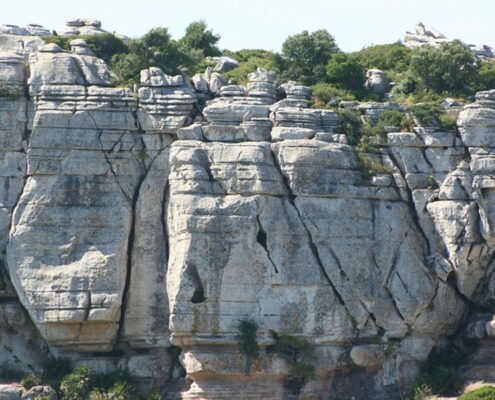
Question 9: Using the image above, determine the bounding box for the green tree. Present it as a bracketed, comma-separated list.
[179, 20, 221, 57]
[409, 39, 478, 95]
[326, 52, 365, 93]
[275, 29, 339, 85]
[474, 60, 495, 92]
[110, 27, 189, 85]
[224, 49, 275, 84]
[43, 33, 128, 62]
[351, 42, 412, 74]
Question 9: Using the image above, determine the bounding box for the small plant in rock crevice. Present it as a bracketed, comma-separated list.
[459, 386, 495, 400]
[401, 346, 464, 399]
[271, 333, 316, 395]
[21, 373, 42, 389]
[236, 319, 259, 375]
[236, 319, 259, 358]
[0, 83, 24, 100]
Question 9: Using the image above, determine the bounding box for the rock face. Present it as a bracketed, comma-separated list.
[364, 69, 390, 94]
[2, 30, 495, 400]
[404, 22, 494, 59]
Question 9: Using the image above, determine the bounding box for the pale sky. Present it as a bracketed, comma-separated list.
[2, 0, 494, 52]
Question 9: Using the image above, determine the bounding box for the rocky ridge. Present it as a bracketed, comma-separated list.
[405, 22, 495, 59]
[0, 29, 494, 400]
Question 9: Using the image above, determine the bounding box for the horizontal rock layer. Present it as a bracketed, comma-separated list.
[0, 34, 494, 400]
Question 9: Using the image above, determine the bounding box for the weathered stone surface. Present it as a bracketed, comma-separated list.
[21, 386, 57, 400]
[57, 18, 109, 37]
[365, 69, 390, 94]
[1, 28, 495, 400]
[0, 385, 23, 400]
[404, 22, 494, 59]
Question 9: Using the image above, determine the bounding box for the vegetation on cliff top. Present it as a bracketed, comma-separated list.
[45, 21, 495, 104]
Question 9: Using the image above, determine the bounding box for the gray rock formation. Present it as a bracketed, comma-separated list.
[2, 27, 495, 400]
[404, 22, 494, 59]
[364, 69, 390, 94]
[57, 18, 107, 37]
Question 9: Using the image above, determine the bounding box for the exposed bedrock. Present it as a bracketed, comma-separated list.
[2, 32, 495, 399]
[165, 139, 466, 399]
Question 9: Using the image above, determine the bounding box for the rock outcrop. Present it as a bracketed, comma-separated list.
[1, 26, 495, 400]
[404, 22, 495, 59]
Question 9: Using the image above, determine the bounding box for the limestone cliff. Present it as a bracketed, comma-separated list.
[0, 33, 494, 400]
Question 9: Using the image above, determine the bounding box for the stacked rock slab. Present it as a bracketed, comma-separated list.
[57, 18, 106, 37]
[166, 140, 466, 399]
[121, 66, 195, 354]
[4, 29, 495, 399]
[201, 68, 275, 142]
[431, 90, 495, 304]
[7, 43, 142, 352]
[270, 82, 342, 142]
[137, 67, 197, 135]
[404, 22, 494, 59]
[1, 43, 196, 385]
[166, 70, 468, 399]
[0, 48, 47, 372]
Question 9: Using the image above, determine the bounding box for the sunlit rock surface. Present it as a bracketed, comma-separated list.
[1, 27, 495, 400]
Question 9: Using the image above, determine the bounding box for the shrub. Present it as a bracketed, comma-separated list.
[40, 357, 73, 390]
[311, 83, 356, 106]
[44, 34, 128, 62]
[351, 42, 412, 74]
[273, 334, 315, 363]
[0, 84, 24, 100]
[326, 52, 365, 94]
[42, 35, 73, 49]
[274, 29, 339, 85]
[408, 103, 442, 125]
[236, 319, 259, 357]
[401, 384, 434, 400]
[91, 369, 132, 392]
[60, 365, 95, 400]
[459, 386, 495, 400]
[21, 373, 42, 390]
[361, 109, 409, 141]
[389, 74, 417, 99]
[179, 20, 221, 57]
[403, 346, 464, 398]
[224, 50, 275, 85]
[272, 334, 316, 394]
[336, 108, 362, 145]
[409, 40, 477, 95]
[356, 152, 393, 181]
[474, 60, 495, 92]
[438, 112, 457, 131]
[89, 382, 135, 400]
[82, 33, 128, 62]
[0, 366, 24, 382]
[109, 27, 189, 86]
[406, 103, 456, 131]
[284, 363, 316, 394]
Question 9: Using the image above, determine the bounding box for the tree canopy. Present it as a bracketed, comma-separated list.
[273, 29, 339, 85]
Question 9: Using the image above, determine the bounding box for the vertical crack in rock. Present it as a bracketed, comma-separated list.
[255, 215, 278, 274]
[379, 245, 409, 325]
[387, 148, 432, 256]
[269, 147, 354, 320]
[95, 123, 133, 205]
[204, 150, 226, 195]
[6, 85, 31, 254]
[161, 180, 170, 265]
[106, 108, 159, 348]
